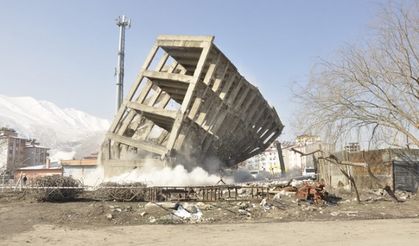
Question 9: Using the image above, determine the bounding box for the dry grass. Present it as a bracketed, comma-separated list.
[31, 176, 82, 202]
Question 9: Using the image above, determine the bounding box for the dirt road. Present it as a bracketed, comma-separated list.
[1, 190, 418, 245]
[2, 218, 419, 246]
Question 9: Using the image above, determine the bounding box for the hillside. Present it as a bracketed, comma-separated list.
[0, 95, 110, 160]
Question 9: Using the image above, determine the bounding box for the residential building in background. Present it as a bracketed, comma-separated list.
[244, 142, 281, 175]
[0, 128, 28, 172]
[23, 140, 49, 166]
[0, 127, 50, 174]
[281, 135, 333, 175]
[344, 142, 361, 152]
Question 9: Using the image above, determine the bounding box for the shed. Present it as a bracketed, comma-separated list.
[61, 159, 98, 185]
[14, 162, 62, 184]
[318, 149, 419, 192]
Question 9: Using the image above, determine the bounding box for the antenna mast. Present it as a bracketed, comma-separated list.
[115, 15, 131, 111]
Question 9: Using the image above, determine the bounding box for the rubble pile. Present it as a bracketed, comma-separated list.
[268, 179, 340, 205]
[365, 188, 417, 202]
[11, 175, 418, 225]
[295, 181, 328, 204]
[2, 178, 418, 226]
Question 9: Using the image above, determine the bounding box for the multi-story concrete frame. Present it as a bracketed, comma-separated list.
[100, 35, 283, 175]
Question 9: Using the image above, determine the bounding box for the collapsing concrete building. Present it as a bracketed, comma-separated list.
[100, 35, 283, 176]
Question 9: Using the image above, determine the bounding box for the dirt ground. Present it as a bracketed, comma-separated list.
[1, 189, 419, 245]
[1, 218, 419, 246]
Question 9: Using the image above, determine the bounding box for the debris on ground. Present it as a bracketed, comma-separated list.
[295, 181, 330, 204]
[105, 213, 113, 220]
[260, 198, 272, 211]
[2, 176, 417, 227]
[330, 211, 358, 217]
[148, 216, 156, 223]
[173, 203, 203, 222]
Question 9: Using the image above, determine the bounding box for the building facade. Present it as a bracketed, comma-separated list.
[1, 128, 27, 172]
[23, 140, 49, 166]
[0, 128, 50, 174]
[280, 135, 334, 175]
[14, 161, 62, 184]
[344, 142, 361, 152]
[243, 141, 282, 175]
[61, 159, 98, 185]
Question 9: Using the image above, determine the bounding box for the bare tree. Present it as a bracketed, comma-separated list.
[295, 2, 419, 148]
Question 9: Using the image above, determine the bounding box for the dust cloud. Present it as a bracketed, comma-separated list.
[107, 163, 231, 186]
[80, 161, 233, 187]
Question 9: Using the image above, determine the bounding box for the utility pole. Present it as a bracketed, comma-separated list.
[275, 141, 286, 177]
[115, 15, 131, 111]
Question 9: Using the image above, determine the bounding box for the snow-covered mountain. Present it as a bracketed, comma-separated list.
[0, 95, 110, 160]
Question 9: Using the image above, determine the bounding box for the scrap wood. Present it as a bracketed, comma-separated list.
[270, 200, 287, 210]
[295, 181, 328, 204]
[94, 182, 146, 202]
[282, 186, 298, 192]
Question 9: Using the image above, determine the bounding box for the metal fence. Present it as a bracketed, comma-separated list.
[0, 184, 271, 202]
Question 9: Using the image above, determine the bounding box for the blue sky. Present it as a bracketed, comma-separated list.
[0, 0, 390, 139]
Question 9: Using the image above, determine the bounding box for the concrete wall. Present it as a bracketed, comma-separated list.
[282, 141, 334, 173]
[15, 169, 62, 183]
[318, 149, 419, 191]
[318, 158, 351, 190]
[62, 165, 97, 185]
[349, 150, 393, 190]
